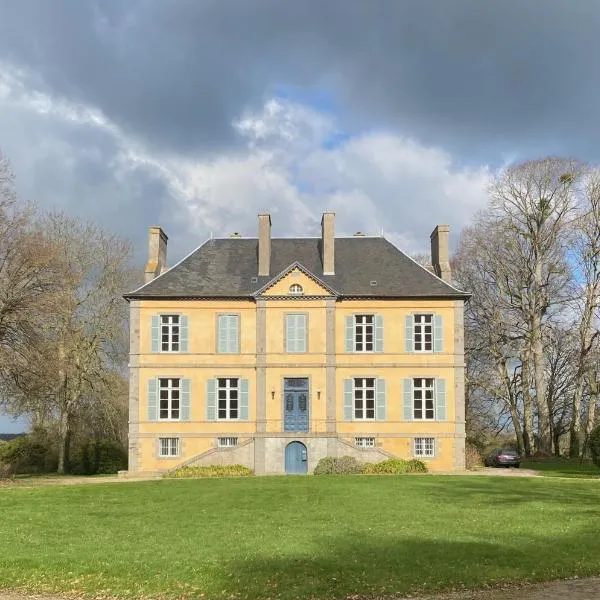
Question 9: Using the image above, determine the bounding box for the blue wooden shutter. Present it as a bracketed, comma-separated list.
[217, 315, 227, 353]
[297, 314, 306, 352]
[229, 315, 239, 353]
[180, 315, 188, 352]
[375, 315, 384, 352]
[436, 378, 447, 420]
[345, 316, 354, 352]
[181, 378, 191, 421]
[148, 378, 158, 420]
[206, 378, 216, 420]
[151, 315, 160, 352]
[343, 378, 353, 420]
[434, 314, 443, 352]
[240, 378, 249, 420]
[404, 315, 413, 352]
[285, 314, 294, 352]
[403, 378, 413, 421]
[376, 379, 386, 420]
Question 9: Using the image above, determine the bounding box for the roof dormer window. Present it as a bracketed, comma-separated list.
[289, 284, 304, 295]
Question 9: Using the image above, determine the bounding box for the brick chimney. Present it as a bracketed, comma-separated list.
[144, 226, 168, 283]
[258, 213, 271, 276]
[321, 212, 335, 275]
[430, 224, 451, 282]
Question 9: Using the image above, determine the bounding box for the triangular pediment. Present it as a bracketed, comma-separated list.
[255, 263, 338, 297]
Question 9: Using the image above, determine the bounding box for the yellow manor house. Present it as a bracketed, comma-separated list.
[123, 213, 469, 475]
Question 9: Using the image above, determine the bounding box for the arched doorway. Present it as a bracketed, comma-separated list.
[285, 441, 308, 474]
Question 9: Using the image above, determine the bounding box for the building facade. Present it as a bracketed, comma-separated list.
[124, 213, 469, 475]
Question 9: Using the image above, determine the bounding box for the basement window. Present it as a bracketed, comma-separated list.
[355, 437, 375, 448]
[289, 284, 304, 295]
[218, 437, 239, 448]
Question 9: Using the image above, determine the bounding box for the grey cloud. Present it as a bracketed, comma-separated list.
[1, 0, 599, 160]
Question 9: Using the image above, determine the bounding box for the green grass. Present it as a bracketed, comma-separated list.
[521, 458, 600, 478]
[1, 475, 600, 599]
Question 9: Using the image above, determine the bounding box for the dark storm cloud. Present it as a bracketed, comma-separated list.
[1, 0, 599, 159]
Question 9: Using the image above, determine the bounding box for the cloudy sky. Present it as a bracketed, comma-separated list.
[1, 1, 599, 430]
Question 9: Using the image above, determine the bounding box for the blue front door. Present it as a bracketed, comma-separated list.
[283, 378, 309, 432]
[285, 441, 308, 474]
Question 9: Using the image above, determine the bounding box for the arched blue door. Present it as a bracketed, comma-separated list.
[285, 441, 308, 474]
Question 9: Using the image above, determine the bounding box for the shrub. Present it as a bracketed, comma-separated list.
[313, 456, 362, 475]
[589, 425, 600, 468]
[0, 434, 55, 474]
[164, 464, 254, 479]
[466, 442, 484, 470]
[0, 461, 14, 479]
[361, 458, 427, 474]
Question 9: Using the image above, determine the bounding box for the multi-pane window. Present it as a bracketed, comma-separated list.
[159, 378, 180, 420]
[413, 314, 433, 352]
[354, 315, 374, 352]
[159, 437, 179, 457]
[217, 314, 239, 353]
[355, 437, 375, 448]
[286, 314, 307, 353]
[217, 378, 239, 420]
[413, 378, 435, 420]
[289, 284, 304, 295]
[160, 315, 180, 351]
[218, 437, 239, 448]
[354, 378, 375, 420]
[414, 437, 435, 457]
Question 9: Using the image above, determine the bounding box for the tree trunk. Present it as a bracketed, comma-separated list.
[57, 407, 70, 475]
[569, 377, 584, 457]
[521, 350, 534, 456]
[532, 314, 551, 453]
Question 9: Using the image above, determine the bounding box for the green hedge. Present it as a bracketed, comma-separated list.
[164, 464, 254, 479]
[314, 456, 428, 475]
[589, 425, 600, 468]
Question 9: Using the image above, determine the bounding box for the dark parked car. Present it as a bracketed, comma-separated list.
[484, 448, 520, 468]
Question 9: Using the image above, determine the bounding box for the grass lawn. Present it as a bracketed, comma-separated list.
[521, 458, 600, 478]
[1, 475, 600, 599]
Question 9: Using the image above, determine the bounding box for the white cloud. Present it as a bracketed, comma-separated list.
[0, 61, 490, 259]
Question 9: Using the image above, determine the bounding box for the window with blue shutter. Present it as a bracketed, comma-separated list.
[403, 379, 412, 421]
[374, 315, 384, 352]
[376, 378, 386, 420]
[217, 314, 240, 353]
[181, 378, 191, 421]
[180, 316, 189, 352]
[240, 378, 249, 419]
[206, 379, 216, 420]
[434, 315, 443, 352]
[151, 316, 160, 352]
[404, 315, 413, 352]
[285, 314, 307, 353]
[148, 378, 158, 421]
[345, 316, 354, 352]
[343, 379, 353, 420]
[436, 378, 447, 420]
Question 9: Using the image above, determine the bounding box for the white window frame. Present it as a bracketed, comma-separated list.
[158, 437, 180, 457]
[160, 314, 180, 352]
[414, 437, 435, 458]
[218, 437, 239, 448]
[413, 314, 433, 353]
[217, 377, 240, 420]
[413, 378, 435, 421]
[354, 314, 375, 352]
[289, 284, 304, 295]
[158, 378, 181, 421]
[353, 377, 376, 420]
[355, 437, 375, 448]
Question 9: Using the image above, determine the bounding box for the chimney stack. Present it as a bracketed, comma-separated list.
[321, 212, 335, 275]
[258, 213, 271, 276]
[430, 224, 451, 282]
[144, 226, 168, 283]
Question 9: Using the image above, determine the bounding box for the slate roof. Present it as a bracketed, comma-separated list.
[124, 237, 469, 299]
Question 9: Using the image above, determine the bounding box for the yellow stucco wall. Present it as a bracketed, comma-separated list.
[133, 295, 462, 473]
